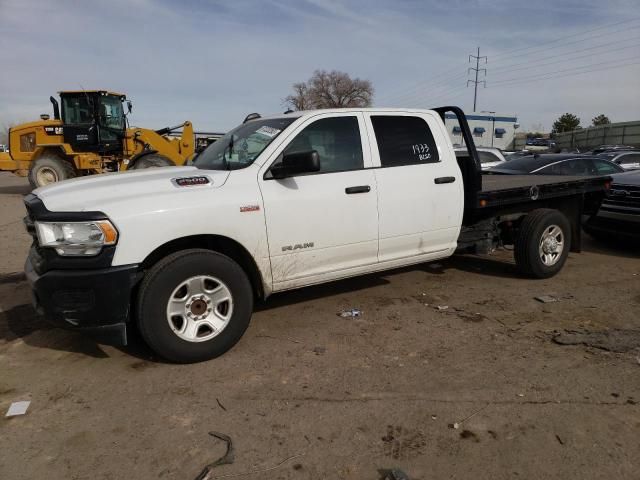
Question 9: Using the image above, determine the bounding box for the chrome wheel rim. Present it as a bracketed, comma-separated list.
[36, 166, 58, 186]
[166, 275, 233, 342]
[539, 224, 564, 266]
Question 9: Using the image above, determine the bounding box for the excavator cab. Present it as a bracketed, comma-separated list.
[59, 90, 126, 154]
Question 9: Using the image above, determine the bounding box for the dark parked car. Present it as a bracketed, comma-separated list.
[487, 154, 624, 175]
[584, 170, 640, 240]
[596, 151, 640, 171]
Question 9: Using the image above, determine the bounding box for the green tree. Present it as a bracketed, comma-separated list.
[285, 70, 374, 110]
[591, 114, 611, 126]
[552, 113, 581, 133]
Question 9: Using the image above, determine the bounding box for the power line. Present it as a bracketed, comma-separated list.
[490, 17, 640, 62]
[490, 56, 640, 87]
[386, 77, 473, 108]
[424, 87, 469, 107]
[496, 23, 637, 73]
[491, 36, 640, 74]
[376, 16, 640, 107]
[467, 47, 487, 112]
[376, 17, 640, 103]
[376, 67, 468, 104]
[490, 40, 640, 78]
[393, 82, 468, 106]
[380, 71, 468, 104]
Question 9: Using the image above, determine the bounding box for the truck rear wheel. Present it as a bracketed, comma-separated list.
[129, 154, 175, 169]
[28, 155, 76, 188]
[136, 249, 253, 363]
[514, 209, 571, 279]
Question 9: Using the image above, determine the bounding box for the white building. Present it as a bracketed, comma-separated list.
[445, 112, 519, 150]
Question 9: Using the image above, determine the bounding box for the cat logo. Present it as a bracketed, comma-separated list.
[44, 127, 63, 135]
[281, 242, 314, 252]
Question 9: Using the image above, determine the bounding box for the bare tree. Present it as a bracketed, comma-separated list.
[286, 82, 312, 110]
[285, 70, 374, 110]
[0, 122, 13, 145]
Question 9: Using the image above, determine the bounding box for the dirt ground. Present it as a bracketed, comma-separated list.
[0, 171, 639, 480]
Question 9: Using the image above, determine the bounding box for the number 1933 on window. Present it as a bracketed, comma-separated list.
[412, 143, 431, 161]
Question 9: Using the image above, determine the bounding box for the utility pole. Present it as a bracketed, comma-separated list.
[467, 47, 487, 112]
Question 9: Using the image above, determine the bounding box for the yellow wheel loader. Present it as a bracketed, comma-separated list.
[0, 90, 196, 188]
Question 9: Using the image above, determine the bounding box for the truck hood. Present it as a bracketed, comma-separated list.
[611, 170, 640, 186]
[34, 166, 230, 213]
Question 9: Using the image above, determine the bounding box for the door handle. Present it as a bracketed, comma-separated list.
[345, 185, 371, 194]
[434, 176, 456, 184]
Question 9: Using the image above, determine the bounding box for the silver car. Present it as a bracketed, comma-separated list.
[454, 146, 506, 170]
[597, 151, 640, 171]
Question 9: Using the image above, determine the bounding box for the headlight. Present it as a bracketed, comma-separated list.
[35, 220, 118, 256]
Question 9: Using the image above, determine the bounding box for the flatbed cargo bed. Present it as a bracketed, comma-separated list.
[477, 174, 610, 209]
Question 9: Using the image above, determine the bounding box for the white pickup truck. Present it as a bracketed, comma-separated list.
[24, 107, 610, 362]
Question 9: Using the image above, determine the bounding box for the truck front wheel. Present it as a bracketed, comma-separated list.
[514, 209, 571, 279]
[136, 249, 253, 363]
[129, 154, 175, 169]
[28, 155, 77, 188]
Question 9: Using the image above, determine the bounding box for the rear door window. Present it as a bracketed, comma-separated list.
[370, 116, 440, 167]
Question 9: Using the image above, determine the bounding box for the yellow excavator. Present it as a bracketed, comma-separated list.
[0, 90, 198, 188]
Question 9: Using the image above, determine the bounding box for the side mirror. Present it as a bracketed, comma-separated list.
[127, 101, 133, 114]
[271, 150, 320, 179]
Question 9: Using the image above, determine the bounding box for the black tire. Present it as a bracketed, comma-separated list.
[514, 209, 571, 279]
[136, 249, 253, 363]
[129, 154, 175, 169]
[28, 155, 77, 188]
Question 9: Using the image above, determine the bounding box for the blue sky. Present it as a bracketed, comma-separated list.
[1, 0, 638, 132]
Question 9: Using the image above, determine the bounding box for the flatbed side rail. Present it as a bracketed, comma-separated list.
[477, 176, 611, 209]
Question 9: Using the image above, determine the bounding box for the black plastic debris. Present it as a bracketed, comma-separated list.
[194, 432, 235, 480]
[378, 468, 410, 480]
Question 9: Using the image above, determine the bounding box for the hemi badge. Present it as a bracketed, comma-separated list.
[240, 205, 260, 213]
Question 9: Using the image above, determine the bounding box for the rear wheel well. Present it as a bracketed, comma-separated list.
[139, 235, 265, 300]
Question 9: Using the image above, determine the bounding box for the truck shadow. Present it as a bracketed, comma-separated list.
[0, 303, 110, 358]
[0, 184, 32, 195]
[446, 254, 520, 279]
[256, 256, 520, 312]
[255, 272, 392, 311]
[581, 234, 640, 259]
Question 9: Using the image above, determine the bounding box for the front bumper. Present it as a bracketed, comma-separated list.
[25, 255, 139, 346]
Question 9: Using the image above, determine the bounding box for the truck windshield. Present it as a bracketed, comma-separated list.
[194, 118, 296, 170]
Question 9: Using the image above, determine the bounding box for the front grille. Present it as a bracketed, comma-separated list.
[601, 183, 640, 214]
